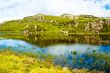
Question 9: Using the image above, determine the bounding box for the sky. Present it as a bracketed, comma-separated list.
[0, 0, 110, 22]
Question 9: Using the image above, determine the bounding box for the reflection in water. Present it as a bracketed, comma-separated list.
[0, 39, 110, 72]
[27, 34, 110, 47]
[0, 34, 110, 47]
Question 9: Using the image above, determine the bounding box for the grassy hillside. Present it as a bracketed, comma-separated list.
[0, 14, 110, 34]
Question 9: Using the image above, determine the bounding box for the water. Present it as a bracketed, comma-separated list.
[0, 38, 110, 72]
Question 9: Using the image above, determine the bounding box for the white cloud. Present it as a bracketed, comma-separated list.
[0, 0, 110, 22]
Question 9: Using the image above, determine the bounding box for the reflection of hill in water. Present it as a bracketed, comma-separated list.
[26, 34, 110, 47]
[0, 34, 110, 47]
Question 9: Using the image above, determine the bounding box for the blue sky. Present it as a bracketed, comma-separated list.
[104, 4, 110, 10]
[0, 0, 110, 22]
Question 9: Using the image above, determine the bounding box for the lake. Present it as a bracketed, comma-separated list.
[0, 34, 110, 72]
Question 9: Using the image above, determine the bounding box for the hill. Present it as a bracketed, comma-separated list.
[0, 14, 110, 35]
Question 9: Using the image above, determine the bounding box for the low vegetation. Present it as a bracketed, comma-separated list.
[0, 50, 70, 73]
[0, 14, 110, 36]
[0, 50, 105, 73]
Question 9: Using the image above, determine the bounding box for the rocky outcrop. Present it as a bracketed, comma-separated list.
[79, 14, 97, 18]
[85, 20, 104, 33]
[61, 14, 97, 19]
[61, 13, 76, 19]
[105, 19, 110, 27]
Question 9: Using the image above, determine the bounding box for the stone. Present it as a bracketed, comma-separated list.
[63, 67, 69, 71]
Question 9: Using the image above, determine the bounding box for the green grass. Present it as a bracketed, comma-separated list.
[0, 14, 110, 35]
[0, 20, 27, 32]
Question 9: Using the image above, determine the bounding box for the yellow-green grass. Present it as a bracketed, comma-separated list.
[0, 50, 105, 73]
[0, 50, 71, 73]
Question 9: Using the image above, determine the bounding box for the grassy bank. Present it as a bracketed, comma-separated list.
[0, 50, 71, 73]
[0, 50, 105, 73]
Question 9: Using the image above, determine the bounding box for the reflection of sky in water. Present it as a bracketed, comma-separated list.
[0, 39, 110, 72]
[47, 44, 101, 55]
[0, 39, 110, 55]
[0, 39, 42, 54]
